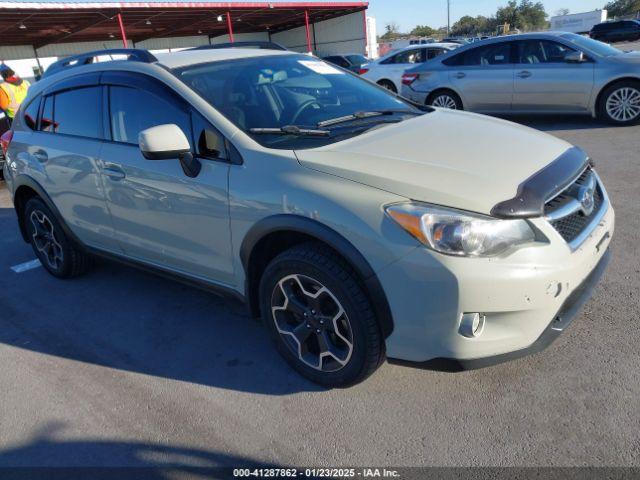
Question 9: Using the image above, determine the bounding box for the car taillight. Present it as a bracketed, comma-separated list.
[1, 130, 13, 156]
[402, 73, 419, 86]
[358, 68, 369, 75]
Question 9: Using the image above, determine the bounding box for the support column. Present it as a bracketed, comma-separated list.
[362, 10, 368, 56]
[304, 10, 312, 53]
[226, 11, 234, 43]
[32, 46, 43, 77]
[117, 13, 128, 48]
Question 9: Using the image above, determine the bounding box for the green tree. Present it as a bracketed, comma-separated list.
[604, 0, 640, 17]
[380, 21, 402, 41]
[555, 8, 570, 16]
[410, 25, 437, 37]
[495, 0, 547, 32]
[451, 15, 493, 36]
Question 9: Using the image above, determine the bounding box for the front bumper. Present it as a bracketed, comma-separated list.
[378, 202, 614, 367]
[388, 248, 611, 371]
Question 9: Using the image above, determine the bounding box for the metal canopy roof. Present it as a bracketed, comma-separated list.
[0, 2, 368, 49]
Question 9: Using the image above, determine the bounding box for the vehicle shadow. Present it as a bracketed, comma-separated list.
[0, 422, 278, 479]
[497, 114, 613, 132]
[0, 204, 323, 396]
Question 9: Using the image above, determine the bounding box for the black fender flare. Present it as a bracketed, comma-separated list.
[240, 214, 394, 338]
[12, 174, 84, 248]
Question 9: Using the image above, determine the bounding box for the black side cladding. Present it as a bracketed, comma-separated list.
[491, 147, 592, 219]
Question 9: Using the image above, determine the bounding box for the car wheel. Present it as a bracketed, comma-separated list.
[24, 197, 92, 278]
[599, 81, 640, 125]
[428, 90, 463, 110]
[377, 80, 397, 93]
[259, 242, 384, 387]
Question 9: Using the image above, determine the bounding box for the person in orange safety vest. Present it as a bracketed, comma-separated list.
[0, 65, 31, 125]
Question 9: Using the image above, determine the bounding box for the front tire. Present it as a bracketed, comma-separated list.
[259, 243, 384, 387]
[24, 197, 92, 278]
[598, 81, 640, 126]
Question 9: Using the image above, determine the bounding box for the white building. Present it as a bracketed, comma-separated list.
[366, 16, 378, 59]
[550, 10, 608, 34]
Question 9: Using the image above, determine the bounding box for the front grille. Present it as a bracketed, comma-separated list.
[544, 167, 606, 245]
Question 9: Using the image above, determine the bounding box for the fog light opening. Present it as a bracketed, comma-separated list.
[459, 312, 486, 339]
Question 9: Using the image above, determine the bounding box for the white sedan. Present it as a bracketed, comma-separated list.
[361, 43, 459, 93]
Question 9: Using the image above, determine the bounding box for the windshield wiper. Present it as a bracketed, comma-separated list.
[249, 125, 330, 137]
[317, 109, 422, 128]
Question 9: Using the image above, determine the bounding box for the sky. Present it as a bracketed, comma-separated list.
[362, 0, 607, 32]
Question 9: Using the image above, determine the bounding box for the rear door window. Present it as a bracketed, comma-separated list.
[459, 43, 513, 66]
[382, 49, 424, 65]
[53, 87, 102, 138]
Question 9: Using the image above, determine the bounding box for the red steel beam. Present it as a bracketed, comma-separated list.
[226, 10, 234, 42]
[116, 12, 128, 47]
[304, 9, 311, 52]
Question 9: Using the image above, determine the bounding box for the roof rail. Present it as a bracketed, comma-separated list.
[43, 49, 158, 78]
[191, 41, 288, 52]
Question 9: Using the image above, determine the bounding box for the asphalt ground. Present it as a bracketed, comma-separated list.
[0, 107, 639, 472]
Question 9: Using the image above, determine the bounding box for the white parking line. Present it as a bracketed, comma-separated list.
[10, 259, 42, 273]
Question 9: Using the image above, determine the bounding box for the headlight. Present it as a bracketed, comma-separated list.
[385, 203, 536, 257]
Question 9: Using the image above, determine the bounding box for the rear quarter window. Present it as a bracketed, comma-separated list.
[22, 96, 40, 130]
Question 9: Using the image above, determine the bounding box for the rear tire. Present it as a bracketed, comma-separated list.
[428, 89, 463, 110]
[259, 242, 384, 387]
[24, 197, 92, 278]
[598, 80, 640, 126]
[377, 79, 397, 94]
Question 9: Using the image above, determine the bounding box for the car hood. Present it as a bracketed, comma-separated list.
[295, 110, 573, 215]
[611, 51, 640, 64]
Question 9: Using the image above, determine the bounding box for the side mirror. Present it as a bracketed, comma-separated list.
[565, 51, 586, 63]
[139, 124, 201, 177]
[139, 124, 191, 160]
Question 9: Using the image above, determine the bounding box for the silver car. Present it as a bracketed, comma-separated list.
[3, 46, 613, 387]
[401, 32, 640, 125]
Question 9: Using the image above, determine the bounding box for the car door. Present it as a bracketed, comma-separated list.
[512, 39, 595, 113]
[378, 48, 425, 91]
[607, 22, 624, 42]
[446, 41, 515, 112]
[18, 76, 118, 251]
[98, 72, 235, 285]
[622, 21, 640, 41]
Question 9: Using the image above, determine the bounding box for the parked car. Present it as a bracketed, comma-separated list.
[442, 37, 471, 45]
[402, 32, 640, 125]
[361, 43, 459, 93]
[590, 20, 640, 43]
[322, 53, 369, 73]
[2, 46, 613, 387]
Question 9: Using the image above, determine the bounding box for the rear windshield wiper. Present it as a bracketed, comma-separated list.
[317, 109, 422, 128]
[249, 125, 330, 137]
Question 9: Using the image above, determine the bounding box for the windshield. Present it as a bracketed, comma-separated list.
[175, 54, 423, 149]
[561, 33, 622, 57]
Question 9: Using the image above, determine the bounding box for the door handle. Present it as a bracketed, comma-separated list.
[455, 72, 466, 79]
[102, 163, 126, 180]
[32, 149, 48, 163]
[517, 71, 532, 79]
